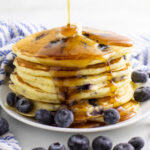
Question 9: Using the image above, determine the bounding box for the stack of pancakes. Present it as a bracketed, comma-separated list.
[9, 26, 139, 128]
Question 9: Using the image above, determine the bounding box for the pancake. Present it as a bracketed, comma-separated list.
[14, 56, 129, 77]
[15, 62, 131, 88]
[10, 64, 132, 103]
[12, 26, 132, 68]
[17, 70, 131, 95]
[9, 73, 62, 103]
[6, 100, 60, 117]
[13, 45, 132, 68]
[8, 25, 139, 128]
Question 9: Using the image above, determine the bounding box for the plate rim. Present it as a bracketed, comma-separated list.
[1, 85, 150, 133]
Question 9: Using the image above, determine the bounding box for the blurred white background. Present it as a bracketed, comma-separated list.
[0, 0, 150, 33]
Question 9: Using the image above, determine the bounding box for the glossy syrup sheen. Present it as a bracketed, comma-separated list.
[16, 55, 122, 72]
[82, 27, 133, 47]
[33, 25, 133, 60]
[105, 60, 117, 103]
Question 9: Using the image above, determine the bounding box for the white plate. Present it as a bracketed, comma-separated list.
[0, 84, 150, 133]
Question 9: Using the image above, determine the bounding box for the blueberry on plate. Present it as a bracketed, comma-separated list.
[48, 142, 66, 150]
[134, 86, 150, 102]
[68, 134, 89, 150]
[32, 147, 46, 150]
[113, 143, 134, 150]
[0, 117, 9, 136]
[131, 70, 148, 83]
[7, 92, 17, 107]
[128, 137, 145, 150]
[92, 136, 112, 150]
[35, 109, 52, 125]
[54, 109, 74, 128]
[16, 98, 33, 113]
[104, 108, 120, 125]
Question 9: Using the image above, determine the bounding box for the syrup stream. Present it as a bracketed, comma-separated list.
[67, 0, 71, 25]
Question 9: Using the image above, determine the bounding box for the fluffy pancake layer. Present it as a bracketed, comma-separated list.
[8, 26, 139, 127]
[10, 56, 132, 103]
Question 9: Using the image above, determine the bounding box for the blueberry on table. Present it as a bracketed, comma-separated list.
[134, 87, 150, 102]
[92, 136, 112, 150]
[35, 109, 52, 125]
[0, 117, 9, 136]
[54, 109, 74, 128]
[128, 137, 145, 150]
[68, 134, 89, 150]
[16, 98, 33, 113]
[48, 142, 66, 150]
[104, 108, 120, 125]
[113, 143, 134, 150]
[32, 147, 46, 150]
[131, 70, 148, 83]
[7, 92, 17, 107]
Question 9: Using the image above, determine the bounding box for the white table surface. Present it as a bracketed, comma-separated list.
[0, 2, 150, 149]
[1, 110, 150, 150]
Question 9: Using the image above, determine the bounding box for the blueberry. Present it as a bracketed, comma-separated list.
[134, 87, 150, 102]
[98, 44, 109, 50]
[32, 147, 46, 150]
[16, 98, 33, 113]
[54, 109, 74, 128]
[104, 108, 120, 125]
[88, 99, 97, 106]
[35, 109, 52, 125]
[7, 92, 17, 107]
[0, 117, 9, 136]
[68, 134, 89, 150]
[92, 136, 112, 150]
[131, 70, 148, 83]
[77, 84, 91, 91]
[48, 142, 66, 150]
[113, 143, 134, 150]
[128, 137, 144, 150]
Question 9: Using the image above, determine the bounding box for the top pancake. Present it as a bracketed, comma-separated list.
[12, 25, 133, 67]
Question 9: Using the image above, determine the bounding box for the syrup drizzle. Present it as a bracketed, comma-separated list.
[105, 59, 117, 104]
[67, 0, 71, 25]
